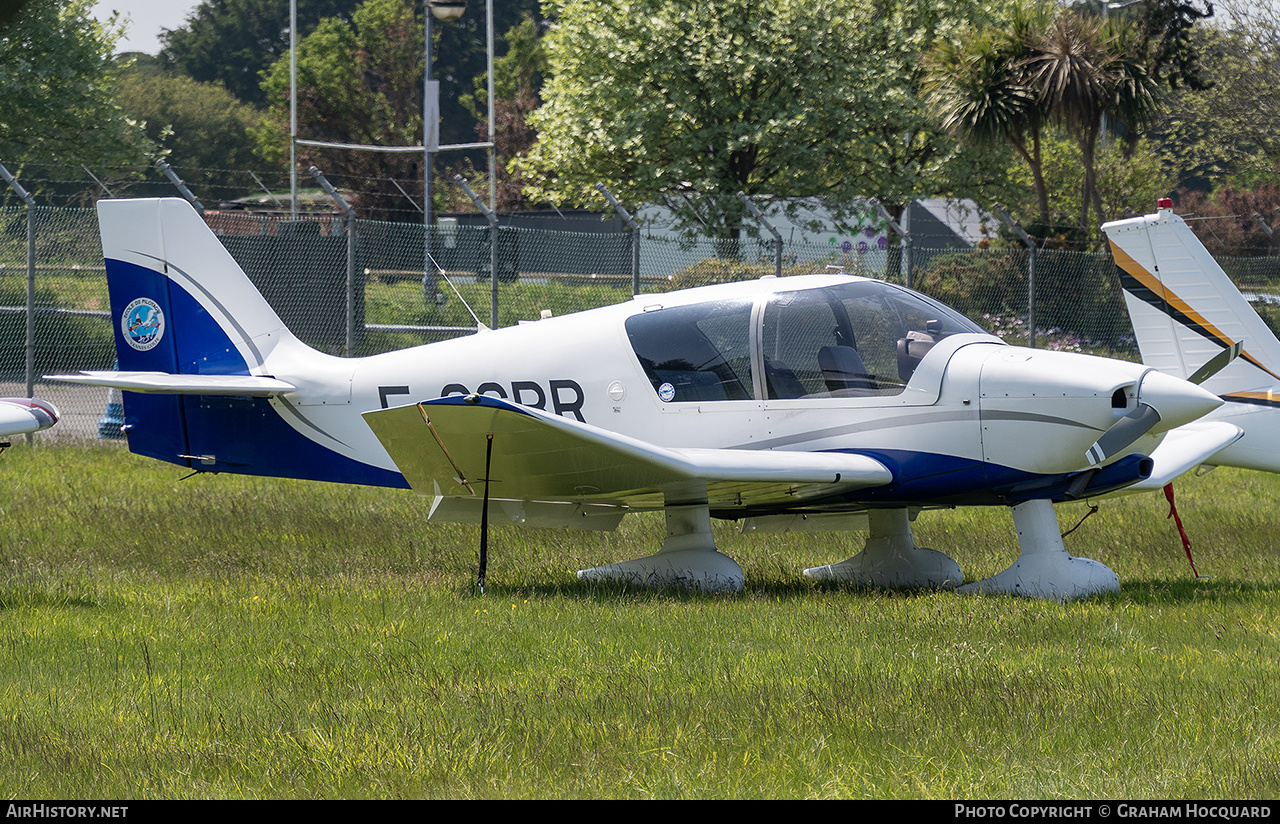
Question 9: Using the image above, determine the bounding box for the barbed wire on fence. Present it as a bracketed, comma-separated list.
[9, 158, 1280, 253]
[6, 176, 1280, 441]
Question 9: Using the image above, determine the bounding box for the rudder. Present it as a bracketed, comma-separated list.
[97, 198, 298, 469]
[1103, 204, 1280, 394]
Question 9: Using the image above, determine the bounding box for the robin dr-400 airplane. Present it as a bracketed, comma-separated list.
[50, 198, 1234, 599]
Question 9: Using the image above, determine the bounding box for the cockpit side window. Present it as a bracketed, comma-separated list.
[761, 290, 841, 398]
[625, 299, 753, 402]
[764, 281, 984, 399]
[867, 288, 985, 383]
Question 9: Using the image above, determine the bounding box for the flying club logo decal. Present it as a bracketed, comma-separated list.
[121, 297, 165, 351]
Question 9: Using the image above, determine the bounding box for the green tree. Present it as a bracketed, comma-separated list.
[1004, 131, 1175, 242]
[926, 2, 1054, 225]
[115, 56, 266, 202]
[163, 0, 538, 157]
[522, 0, 1007, 240]
[161, 0, 363, 108]
[846, 0, 1015, 221]
[458, 12, 547, 210]
[1076, 0, 1214, 91]
[257, 0, 425, 220]
[0, 0, 34, 32]
[434, 0, 541, 153]
[0, 0, 152, 169]
[930, 3, 1167, 236]
[1151, 0, 1280, 191]
[1025, 11, 1160, 232]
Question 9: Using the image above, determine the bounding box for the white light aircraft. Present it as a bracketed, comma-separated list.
[50, 198, 1232, 599]
[0, 397, 59, 442]
[1104, 199, 1280, 475]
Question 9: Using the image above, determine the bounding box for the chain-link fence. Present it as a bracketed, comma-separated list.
[6, 203, 1279, 442]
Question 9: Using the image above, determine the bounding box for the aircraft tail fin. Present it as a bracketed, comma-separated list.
[54, 198, 402, 487]
[78, 198, 296, 467]
[1102, 203, 1280, 394]
[97, 197, 297, 377]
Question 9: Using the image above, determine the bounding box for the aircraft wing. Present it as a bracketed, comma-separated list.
[0, 398, 59, 438]
[1120, 421, 1244, 493]
[362, 395, 893, 514]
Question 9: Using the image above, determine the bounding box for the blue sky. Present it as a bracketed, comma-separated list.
[91, 0, 203, 55]
[90, 0, 1251, 57]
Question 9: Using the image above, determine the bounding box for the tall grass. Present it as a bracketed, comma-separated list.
[1, 443, 1277, 798]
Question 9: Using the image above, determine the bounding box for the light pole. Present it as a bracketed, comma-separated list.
[425, 1, 467, 230]
[425, 1, 467, 304]
[426, 0, 496, 326]
[289, 0, 493, 315]
[1099, 0, 1143, 153]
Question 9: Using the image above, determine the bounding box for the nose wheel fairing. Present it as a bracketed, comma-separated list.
[799, 501, 1119, 600]
[958, 499, 1119, 600]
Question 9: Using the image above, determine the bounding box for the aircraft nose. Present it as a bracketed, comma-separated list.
[1137, 369, 1221, 432]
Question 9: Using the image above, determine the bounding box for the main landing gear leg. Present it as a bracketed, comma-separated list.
[957, 499, 1119, 600]
[802, 508, 962, 589]
[577, 503, 745, 593]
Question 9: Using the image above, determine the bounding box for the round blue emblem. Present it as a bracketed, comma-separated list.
[122, 298, 165, 351]
[658, 382, 676, 402]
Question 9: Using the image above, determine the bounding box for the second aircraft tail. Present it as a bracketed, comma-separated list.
[1102, 202, 1280, 395]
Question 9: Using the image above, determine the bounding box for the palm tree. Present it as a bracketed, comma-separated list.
[926, 19, 1053, 225]
[1024, 11, 1160, 231]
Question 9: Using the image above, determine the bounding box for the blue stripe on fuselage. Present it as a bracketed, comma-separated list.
[822, 448, 1150, 508]
[176, 393, 409, 488]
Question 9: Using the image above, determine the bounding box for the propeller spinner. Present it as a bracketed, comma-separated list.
[1085, 369, 1222, 466]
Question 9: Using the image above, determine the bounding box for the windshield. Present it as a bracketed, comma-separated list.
[626, 280, 984, 402]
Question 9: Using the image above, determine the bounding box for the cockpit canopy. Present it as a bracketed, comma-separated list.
[625, 278, 985, 402]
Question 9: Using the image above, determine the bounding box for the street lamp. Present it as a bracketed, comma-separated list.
[423, 0, 496, 327]
[425, 1, 467, 233]
[428, 1, 467, 22]
[1100, 0, 1143, 151]
[424, 0, 468, 306]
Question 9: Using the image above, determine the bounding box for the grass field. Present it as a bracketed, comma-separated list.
[1, 442, 1278, 798]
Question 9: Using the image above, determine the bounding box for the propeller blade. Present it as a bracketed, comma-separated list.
[1187, 340, 1242, 385]
[1086, 403, 1162, 466]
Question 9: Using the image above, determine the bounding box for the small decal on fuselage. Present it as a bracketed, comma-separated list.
[122, 297, 165, 351]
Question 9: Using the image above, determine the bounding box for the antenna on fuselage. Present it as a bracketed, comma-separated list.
[426, 248, 486, 330]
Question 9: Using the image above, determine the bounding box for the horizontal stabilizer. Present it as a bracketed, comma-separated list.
[1119, 421, 1244, 493]
[46, 370, 295, 396]
[362, 394, 893, 511]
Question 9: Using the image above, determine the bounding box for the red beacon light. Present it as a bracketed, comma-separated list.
[1157, 197, 1174, 210]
